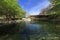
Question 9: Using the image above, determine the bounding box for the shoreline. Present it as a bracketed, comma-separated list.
[0, 20, 22, 24]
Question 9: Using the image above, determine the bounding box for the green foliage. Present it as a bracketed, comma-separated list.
[50, 0, 60, 15]
[0, 0, 26, 18]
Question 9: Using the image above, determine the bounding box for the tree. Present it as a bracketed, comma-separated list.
[49, 0, 60, 14]
[0, 0, 26, 19]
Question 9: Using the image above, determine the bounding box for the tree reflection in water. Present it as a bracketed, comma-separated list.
[0, 21, 60, 40]
[0, 23, 20, 40]
[30, 21, 60, 40]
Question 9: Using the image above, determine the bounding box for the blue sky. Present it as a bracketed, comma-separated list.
[18, 0, 51, 16]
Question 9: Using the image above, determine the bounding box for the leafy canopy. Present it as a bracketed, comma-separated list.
[0, 0, 26, 18]
[50, 0, 60, 14]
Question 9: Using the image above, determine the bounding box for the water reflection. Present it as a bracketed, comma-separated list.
[19, 21, 60, 40]
[0, 21, 60, 40]
[0, 23, 20, 40]
[30, 21, 60, 40]
[19, 21, 41, 40]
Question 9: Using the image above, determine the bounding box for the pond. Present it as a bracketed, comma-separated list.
[0, 21, 60, 40]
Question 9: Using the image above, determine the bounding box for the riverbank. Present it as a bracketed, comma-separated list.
[30, 14, 60, 22]
[0, 20, 22, 24]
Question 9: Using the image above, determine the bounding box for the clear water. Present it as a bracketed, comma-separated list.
[0, 21, 60, 40]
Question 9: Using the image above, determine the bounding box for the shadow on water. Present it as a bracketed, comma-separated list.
[0, 23, 20, 37]
[0, 21, 60, 40]
[0, 21, 26, 40]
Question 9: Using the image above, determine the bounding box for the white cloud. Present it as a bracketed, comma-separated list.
[28, 1, 51, 15]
